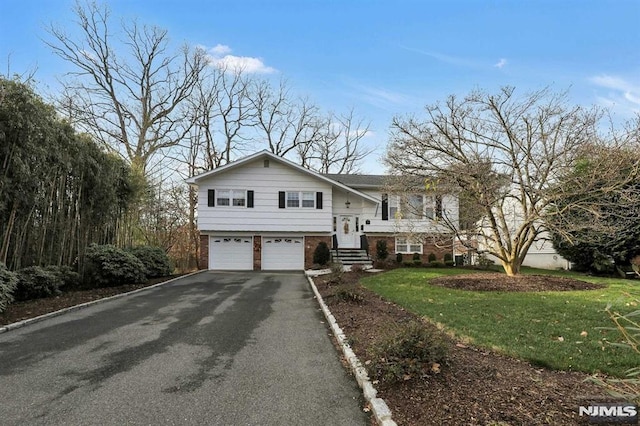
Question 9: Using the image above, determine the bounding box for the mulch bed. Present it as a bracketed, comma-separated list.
[314, 271, 612, 425]
[430, 272, 606, 292]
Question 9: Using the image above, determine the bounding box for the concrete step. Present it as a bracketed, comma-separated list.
[331, 249, 372, 266]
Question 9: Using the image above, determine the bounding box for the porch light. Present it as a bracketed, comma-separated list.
[345, 195, 351, 208]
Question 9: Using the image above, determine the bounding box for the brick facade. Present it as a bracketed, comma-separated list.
[304, 235, 333, 269]
[199, 234, 209, 270]
[365, 234, 453, 263]
[253, 236, 262, 270]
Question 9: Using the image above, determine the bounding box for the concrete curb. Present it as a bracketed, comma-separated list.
[305, 273, 397, 426]
[0, 270, 207, 334]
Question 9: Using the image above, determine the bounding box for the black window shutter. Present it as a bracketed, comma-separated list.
[316, 191, 323, 209]
[381, 193, 388, 220]
[247, 190, 254, 208]
[278, 191, 286, 209]
[435, 195, 443, 219]
[208, 189, 215, 207]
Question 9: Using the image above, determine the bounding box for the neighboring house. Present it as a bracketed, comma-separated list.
[186, 150, 458, 270]
[476, 193, 570, 271]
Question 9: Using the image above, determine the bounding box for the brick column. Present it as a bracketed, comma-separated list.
[199, 234, 209, 270]
[253, 236, 262, 270]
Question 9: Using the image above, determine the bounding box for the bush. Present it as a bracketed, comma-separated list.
[429, 261, 445, 268]
[371, 321, 448, 383]
[477, 253, 495, 269]
[128, 246, 172, 278]
[85, 244, 147, 287]
[327, 262, 344, 285]
[350, 263, 365, 273]
[333, 285, 365, 304]
[443, 253, 453, 262]
[376, 240, 389, 261]
[0, 263, 18, 313]
[15, 266, 63, 301]
[427, 253, 437, 262]
[444, 260, 455, 267]
[396, 252, 403, 264]
[313, 241, 331, 266]
[45, 265, 81, 290]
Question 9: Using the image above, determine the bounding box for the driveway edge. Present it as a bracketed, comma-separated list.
[305, 273, 397, 426]
[0, 270, 207, 334]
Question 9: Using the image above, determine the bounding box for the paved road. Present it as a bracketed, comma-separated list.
[0, 272, 367, 425]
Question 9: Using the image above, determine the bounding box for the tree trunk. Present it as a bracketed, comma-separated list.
[501, 259, 521, 276]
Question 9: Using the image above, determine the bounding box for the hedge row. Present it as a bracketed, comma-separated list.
[0, 245, 173, 308]
[84, 244, 172, 287]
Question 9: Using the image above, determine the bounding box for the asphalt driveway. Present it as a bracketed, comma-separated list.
[0, 272, 367, 425]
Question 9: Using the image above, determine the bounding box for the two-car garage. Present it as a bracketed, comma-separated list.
[208, 236, 304, 271]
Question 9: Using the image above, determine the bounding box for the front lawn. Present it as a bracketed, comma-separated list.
[361, 267, 639, 377]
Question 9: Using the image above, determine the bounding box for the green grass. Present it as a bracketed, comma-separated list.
[360, 267, 640, 377]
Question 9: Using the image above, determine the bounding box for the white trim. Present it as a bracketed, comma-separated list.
[186, 150, 379, 204]
[395, 237, 423, 254]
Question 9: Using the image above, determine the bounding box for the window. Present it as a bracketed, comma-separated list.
[216, 189, 231, 206]
[287, 192, 300, 208]
[425, 196, 434, 219]
[285, 191, 315, 208]
[389, 196, 398, 218]
[302, 191, 315, 208]
[216, 189, 247, 207]
[395, 237, 423, 254]
[404, 195, 424, 219]
[233, 191, 246, 207]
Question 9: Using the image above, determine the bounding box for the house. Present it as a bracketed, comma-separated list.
[186, 150, 458, 270]
[475, 193, 571, 271]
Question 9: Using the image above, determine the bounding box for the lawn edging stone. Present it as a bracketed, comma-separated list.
[305, 273, 397, 426]
[0, 270, 207, 334]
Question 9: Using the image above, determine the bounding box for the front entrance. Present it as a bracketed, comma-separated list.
[337, 215, 359, 248]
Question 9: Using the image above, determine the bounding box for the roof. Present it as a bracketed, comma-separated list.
[322, 174, 387, 188]
[186, 150, 380, 203]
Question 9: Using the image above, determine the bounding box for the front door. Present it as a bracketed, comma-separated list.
[337, 215, 358, 248]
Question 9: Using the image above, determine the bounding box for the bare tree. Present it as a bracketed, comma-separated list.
[250, 78, 322, 157]
[386, 86, 622, 276]
[46, 1, 207, 175]
[302, 109, 373, 173]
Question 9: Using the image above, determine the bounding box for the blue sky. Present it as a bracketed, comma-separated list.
[1, 0, 639, 173]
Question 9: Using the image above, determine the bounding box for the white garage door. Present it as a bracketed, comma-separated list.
[262, 237, 304, 270]
[209, 236, 253, 270]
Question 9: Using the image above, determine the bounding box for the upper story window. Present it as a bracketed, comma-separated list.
[217, 189, 246, 207]
[287, 191, 315, 208]
[383, 193, 443, 220]
[403, 195, 424, 219]
[208, 189, 253, 208]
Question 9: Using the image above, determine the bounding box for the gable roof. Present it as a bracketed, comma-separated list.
[186, 150, 380, 204]
[323, 174, 386, 188]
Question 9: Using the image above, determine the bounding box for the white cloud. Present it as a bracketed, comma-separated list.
[589, 74, 640, 114]
[494, 58, 507, 69]
[203, 45, 276, 74]
[210, 44, 232, 55]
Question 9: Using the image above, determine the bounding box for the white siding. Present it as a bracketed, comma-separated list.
[357, 189, 458, 234]
[197, 159, 332, 232]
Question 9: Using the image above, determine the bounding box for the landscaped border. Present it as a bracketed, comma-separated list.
[305, 272, 397, 426]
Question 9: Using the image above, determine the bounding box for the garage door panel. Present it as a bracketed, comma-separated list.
[210, 236, 253, 270]
[262, 237, 304, 270]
